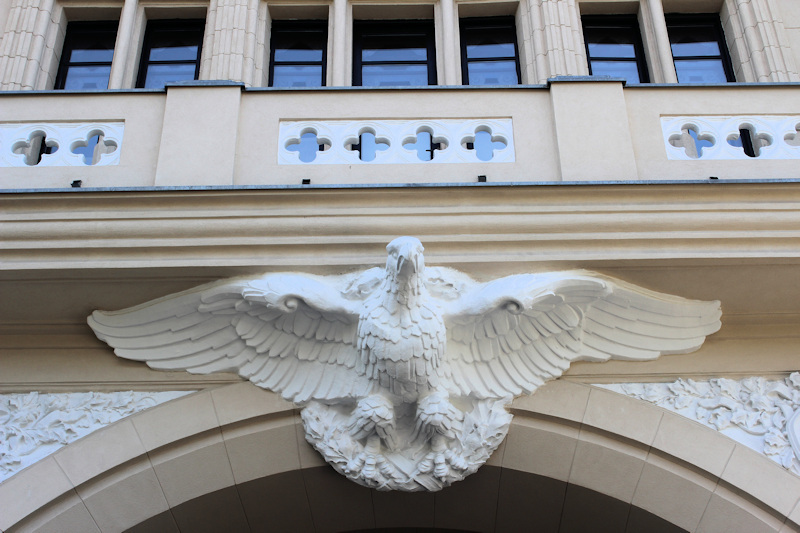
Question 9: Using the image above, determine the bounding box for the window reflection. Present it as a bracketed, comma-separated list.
[136, 20, 204, 89]
[55, 21, 118, 90]
[666, 15, 735, 83]
[460, 17, 520, 86]
[270, 21, 328, 87]
[353, 21, 437, 87]
[582, 15, 649, 84]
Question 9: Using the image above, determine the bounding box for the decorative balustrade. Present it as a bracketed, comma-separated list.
[663, 116, 800, 160]
[278, 119, 515, 165]
[0, 122, 124, 167]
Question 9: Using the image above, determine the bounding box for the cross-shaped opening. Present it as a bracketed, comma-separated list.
[462, 127, 507, 161]
[727, 124, 771, 158]
[403, 128, 446, 161]
[71, 130, 118, 165]
[286, 129, 331, 163]
[669, 124, 714, 159]
[347, 130, 390, 162]
[12, 131, 58, 166]
[785, 123, 800, 147]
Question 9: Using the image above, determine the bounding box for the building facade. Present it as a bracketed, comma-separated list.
[1, 0, 800, 531]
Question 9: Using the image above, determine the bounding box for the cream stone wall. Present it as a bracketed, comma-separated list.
[2, 0, 800, 89]
[2, 81, 799, 188]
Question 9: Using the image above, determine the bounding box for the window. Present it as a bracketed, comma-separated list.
[269, 21, 328, 87]
[460, 17, 520, 85]
[353, 20, 437, 87]
[666, 15, 734, 83]
[136, 20, 204, 89]
[54, 21, 118, 90]
[582, 15, 649, 84]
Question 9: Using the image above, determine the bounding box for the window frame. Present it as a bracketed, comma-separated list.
[352, 20, 437, 87]
[268, 20, 328, 88]
[459, 16, 521, 86]
[54, 21, 119, 90]
[135, 19, 205, 89]
[581, 14, 650, 84]
[665, 14, 735, 83]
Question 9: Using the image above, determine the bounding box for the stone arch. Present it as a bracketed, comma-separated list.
[1, 381, 798, 532]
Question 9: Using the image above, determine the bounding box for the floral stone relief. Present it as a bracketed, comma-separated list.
[88, 237, 721, 491]
[598, 374, 800, 475]
[0, 390, 191, 482]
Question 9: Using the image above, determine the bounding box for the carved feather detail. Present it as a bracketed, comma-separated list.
[89, 239, 721, 406]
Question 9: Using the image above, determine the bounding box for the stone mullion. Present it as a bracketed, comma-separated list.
[525, 0, 586, 82]
[202, 0, 260, 84]
[0, 0, 56, 90]
[722, 0, 799, 82]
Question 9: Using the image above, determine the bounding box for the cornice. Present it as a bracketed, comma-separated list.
[3, 182, 800, 271]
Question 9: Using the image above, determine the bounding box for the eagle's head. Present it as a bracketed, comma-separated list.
[385, 237, 425, 299]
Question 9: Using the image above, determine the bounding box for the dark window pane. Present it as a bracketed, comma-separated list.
[587, 42, 636, 59]
[55, 21, 117, 90]
[136, 20, 204, 88]
[269, 20, 327, 88]
[466, 42, 515, 59]
[353, 20, 436, 86]
[362, 47, 427, 62]
[465, 60, 518, 85]
[70, 48, 115, 63]
[674, 59, 729, 83]
[149, 44, 199, 62]
[274, 48, 324, 62]
[142, 63, 197, 88]
[582, 15, 649, 83]
[671, 40, 721, 57]
[666, 15, 734, 83]
[272, 65, 324, 87]
[362, 64, 429, 86]
[460, 17, 520, 86]
[588, 60, 641, 83]
[63, 65, 112, 90]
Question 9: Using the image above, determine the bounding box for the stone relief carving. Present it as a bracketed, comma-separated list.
[89, 237, 721, 491]
[0, 390, 190, 482]
[599, 374, 800, 475]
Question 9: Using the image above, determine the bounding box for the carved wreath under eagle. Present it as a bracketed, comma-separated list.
[89, 237, 721, 491]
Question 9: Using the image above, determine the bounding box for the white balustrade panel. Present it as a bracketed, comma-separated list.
[0, 122, 124, 167]
[662, 115, 800, 160]
[278, 119, 515, 165]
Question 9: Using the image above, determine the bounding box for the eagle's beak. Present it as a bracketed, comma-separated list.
[397, 248, 417, 278]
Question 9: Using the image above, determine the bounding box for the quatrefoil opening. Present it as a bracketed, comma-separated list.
[727, 123, 772, 158]
[669, 124, 715, 159]
[461, 126, 508, 162]
[345, 128, 390, 162]
[12, 130, 59, 166]
[403, 127, 448, 161]
[71, 129, 118, 165]
[785, 123, 800, 147]
[286, 128, 331, 163]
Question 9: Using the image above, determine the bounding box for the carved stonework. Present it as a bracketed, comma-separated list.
[89, 236, 721, 491]
[599, 374, 800, 475]
[0, 391, 191, 482]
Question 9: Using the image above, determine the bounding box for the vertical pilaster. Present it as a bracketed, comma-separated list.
[525, 0, 587, 84]
[439, 0, 458, 85]
[722, 0, 799, 82]
[331, 0, 348, 86]
[639, 0, 678, 83]
[0, 0, 57, 90]
[201, 0, 262, 84]
[548, 79, 638, 181]
[108, 0, 138, 89]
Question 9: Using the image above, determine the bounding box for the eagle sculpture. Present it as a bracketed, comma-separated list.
[89, 236, 721, 491]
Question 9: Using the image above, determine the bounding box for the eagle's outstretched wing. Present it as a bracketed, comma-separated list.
[439, 271, 722, 399]
[88, 274, 376, 403]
